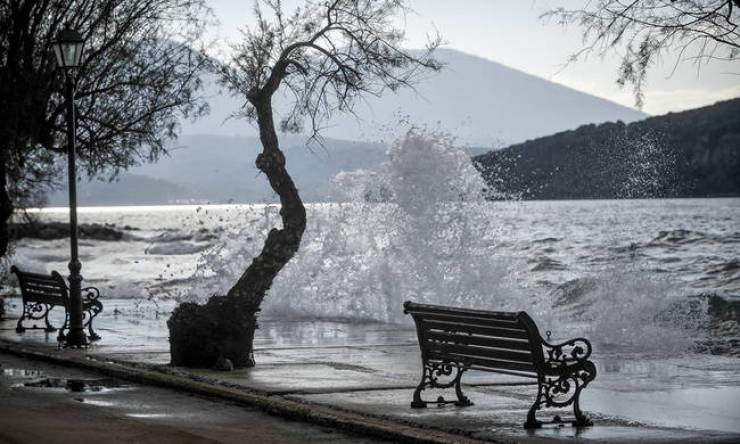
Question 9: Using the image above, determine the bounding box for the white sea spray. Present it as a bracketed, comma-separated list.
[182, 129, 710, 352]
[186, 130, 523, 322]
[3, 131, 721, 354]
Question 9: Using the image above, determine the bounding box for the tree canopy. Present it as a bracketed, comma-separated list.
[0, 0, 210, 256]
[221, 0, 442, 144]
[545, 0, 740, 108]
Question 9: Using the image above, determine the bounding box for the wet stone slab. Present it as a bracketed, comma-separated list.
[95, 352, 171, 366]
[296, 387, 739, 443]
[0, 352, 386, 443]
[3, 297, 740, 442]
[183, 361, 410, 394]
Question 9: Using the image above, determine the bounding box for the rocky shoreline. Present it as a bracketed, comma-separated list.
[9, 222, 132, 241]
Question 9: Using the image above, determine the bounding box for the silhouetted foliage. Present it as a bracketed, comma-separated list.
[474, 98, 740, 199]
[545, 1, 740, 108]
[0, 0, 210, 257]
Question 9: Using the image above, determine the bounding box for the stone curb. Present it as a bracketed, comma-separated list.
[0, 340, 506, 444]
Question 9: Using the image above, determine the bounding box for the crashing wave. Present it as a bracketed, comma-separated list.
[182, 129, 712, 353]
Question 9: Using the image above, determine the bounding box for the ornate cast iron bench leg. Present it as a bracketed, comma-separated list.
[15, 312, 26, 333]
[524, 381, 545, 429]
[572, 361, 596, 427]
[57, 311, 69, 342]
[16, 302, 57, 333]
[43, 306, 57, 333]
[80, 286, 103, 341]
[83, 300, 103, 341]
[524, 361, 597, 429]
[411, 361, 472, 408]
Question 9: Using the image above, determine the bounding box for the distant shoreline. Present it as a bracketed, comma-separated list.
[17, 195, 740, 213]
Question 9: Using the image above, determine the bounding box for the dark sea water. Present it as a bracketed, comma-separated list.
[7, 198, 738, 352]
[6, 134, 740, 354]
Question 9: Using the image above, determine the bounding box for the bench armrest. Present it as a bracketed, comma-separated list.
[81, 286, 101, 301]
[541, 336, 592, 367]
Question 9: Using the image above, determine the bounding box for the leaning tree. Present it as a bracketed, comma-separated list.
[167, 0, 441, 369]
[545, 0, 740, 107]
[0, 0, 209, 257]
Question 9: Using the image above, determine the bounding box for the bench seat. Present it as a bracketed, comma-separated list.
[404, 301, 596, 428]
[11, 266, 103, 342]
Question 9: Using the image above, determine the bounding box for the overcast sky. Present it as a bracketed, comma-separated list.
[206, 0, 740, 116]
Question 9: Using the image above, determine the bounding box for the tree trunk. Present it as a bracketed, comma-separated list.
[168, 94, 306, 368]
[0, 149, 12, 258]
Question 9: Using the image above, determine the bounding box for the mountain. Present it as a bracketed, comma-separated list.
[473, 98, 740, 199]
[49, 135, 388, 206]
[49, 48, 651, 206]
[182, 48, 647, 146]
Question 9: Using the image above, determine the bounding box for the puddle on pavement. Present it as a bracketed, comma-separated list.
[21, 377, 128, 393]
[75, 398, 118, 407]
[126, 413, 174, 419]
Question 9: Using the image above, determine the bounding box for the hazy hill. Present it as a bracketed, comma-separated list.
[48, 48, 651, 206]
[474, 98, 740, 199]
[183, 48, 646, 146]
[49, 135, 389, 205]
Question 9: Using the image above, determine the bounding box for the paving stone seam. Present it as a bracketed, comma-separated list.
[0, 339, 508, 444]
[264, 381, 540, 396]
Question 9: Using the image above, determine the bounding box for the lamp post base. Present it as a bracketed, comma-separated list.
[63, 328, 89, 348]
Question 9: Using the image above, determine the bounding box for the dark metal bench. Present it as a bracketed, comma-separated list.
[404, 301, 596, 428]
[11, 266, 103, 342]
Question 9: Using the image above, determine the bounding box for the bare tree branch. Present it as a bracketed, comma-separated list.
[543, 0, 740, 108]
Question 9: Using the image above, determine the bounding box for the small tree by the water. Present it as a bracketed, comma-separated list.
[167, 0, 442, 369]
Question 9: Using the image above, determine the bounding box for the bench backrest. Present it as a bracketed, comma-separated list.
[11, 266, 69, 307]
[404, 301, 546, 378]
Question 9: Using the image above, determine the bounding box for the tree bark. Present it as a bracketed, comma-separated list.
[168, 92, 306, 369]
[0, 148, 12, 258]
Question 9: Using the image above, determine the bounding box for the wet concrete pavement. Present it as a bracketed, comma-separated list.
[1, 297, 739, 443]
[0, 352, 386, 443]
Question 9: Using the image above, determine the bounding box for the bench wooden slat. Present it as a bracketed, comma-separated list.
[17, 272, 62, 283]
[22, 282, 66, 293]
[19, 281, 63, 291]
[19, 288, 66, 300]
[21, 288, 65, 297]
[406, 303, 518, 321]
[424, 342, 534, 364]
[418, 318, 530, 340]
[19, 294, 65, 306]
[423, 331, 533, 352]
[22, 278, 63, 286]
[426, 351, 537, 373]
[421, 319, 530, 338]
[412, 311, 523, 327]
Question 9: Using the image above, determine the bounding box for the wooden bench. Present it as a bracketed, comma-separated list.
[404, 301, 596, 428]
[11, 266, 103, 342]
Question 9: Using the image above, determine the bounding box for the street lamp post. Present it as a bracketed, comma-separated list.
[53, 27, 87, 348]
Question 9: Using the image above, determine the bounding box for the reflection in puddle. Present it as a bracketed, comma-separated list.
[126, 413, 173, 419]
[76, 398, 118, 407]
[22, 378, 128, 393]
[526, 425, 700, 441]
[3, 368, 44, 377]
